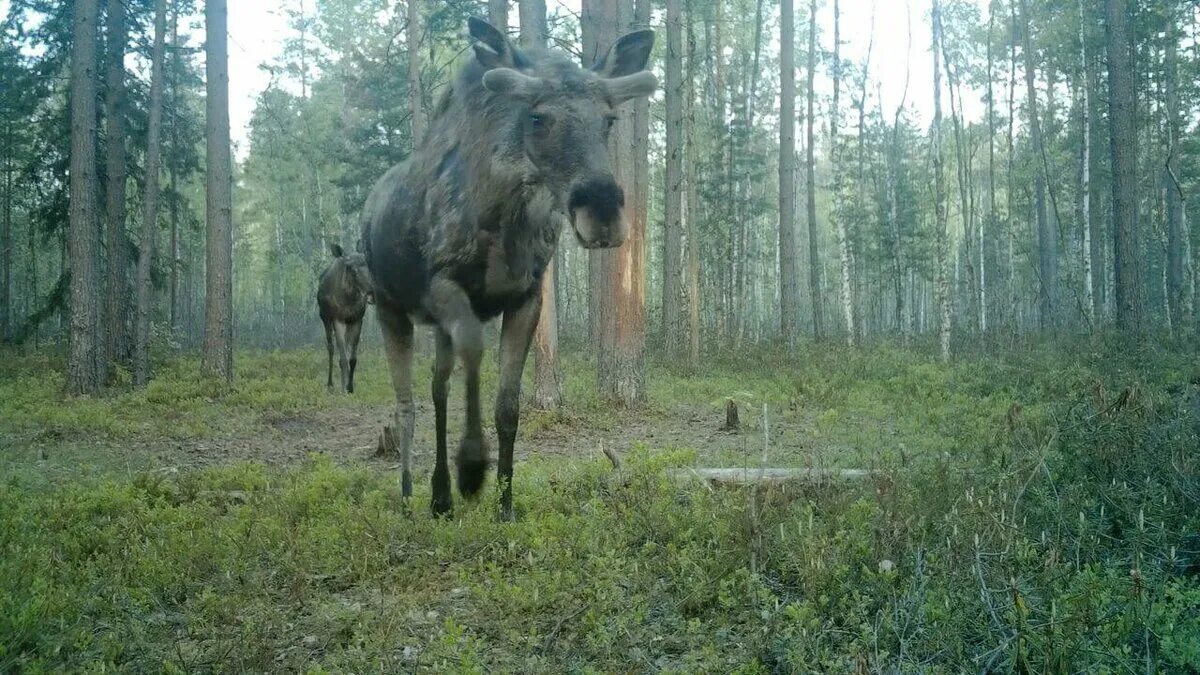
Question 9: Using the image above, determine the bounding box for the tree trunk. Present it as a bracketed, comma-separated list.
[1019, 0, 1053, 332]
[1078, 0, 1094, 325]
[778, 0, 800, 344]
[135, 0, 167, 386]
[805, 0, 822, 339]
[407, 0, 426, 146]
[663, 0, 684, 353]
[1, 119, 10, 344]
[1164, 25, 1183, 328]
[67, 0, 103, 395]
[168, 4, 181, 335]
[594, 0, 646, 405]
[203, 0, 234, 381]
[1104, 0, 1142, 330]
[831, 0, 854, 345]
[984, 0, 997, 333]
[684, 0, 701, 368]
[517, 0, 545, 45]
[102, 0, 127, 376]
[489, 0, 509, 34]
[933, 0, 951, 361]
[519, 0, 561, 409]
[943, 40, 977, 332]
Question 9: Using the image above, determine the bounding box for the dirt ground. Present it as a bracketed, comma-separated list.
[116, 397, 838, 478]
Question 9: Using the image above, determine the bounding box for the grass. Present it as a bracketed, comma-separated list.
[1, 334, 1198, 671]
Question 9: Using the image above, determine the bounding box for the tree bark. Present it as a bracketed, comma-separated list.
[933, 0, 951, 362]
[805, 0, 822, 339]
[593, 0, 646, 405]
[831, 0, 854, 345]
[663, 0, 684, 353]
[102, 0, 127, 375]
[1104, 0, 1143, 330]
[407, 0, 426, 146]
[519, 0, 561, 409]
[778, 0, 800, 344]
[1164, 24, 1183, 329]
[684, 0, 701, 368]
[67, 0, 103, 395]
[203, 0, 234, 381]
[1019, 0, 1054, 332]
[517, 0, 545, 45]
[489, 0, 509, 34]
[135, 0, 167, 386]
[1078, 0, 1094, 325]
[168, 4, 181, 335]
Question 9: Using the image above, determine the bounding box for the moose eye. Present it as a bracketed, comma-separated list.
[604, 115, 618, 131]
[529, 112, 548, 129]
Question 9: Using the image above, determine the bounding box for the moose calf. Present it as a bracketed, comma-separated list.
[317, 243, 374, 393]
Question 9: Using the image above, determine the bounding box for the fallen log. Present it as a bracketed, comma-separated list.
[668, 467, 873, 485]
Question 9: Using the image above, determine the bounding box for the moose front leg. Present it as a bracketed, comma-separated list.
[495, 295, 540, 522]
[428, 277, 489, 501]
[430, 328, 455, 516]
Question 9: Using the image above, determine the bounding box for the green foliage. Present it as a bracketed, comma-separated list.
[2, 338, 1198, 671]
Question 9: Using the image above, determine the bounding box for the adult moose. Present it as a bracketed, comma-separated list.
[317, 243, 374, 393]
[362, 18, 656, 519]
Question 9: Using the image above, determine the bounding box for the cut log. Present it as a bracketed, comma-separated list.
[669, 467, 873, 485]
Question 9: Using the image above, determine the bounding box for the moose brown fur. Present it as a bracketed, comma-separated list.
[317, 243, 374, 393]
[361, 18, 656, 519]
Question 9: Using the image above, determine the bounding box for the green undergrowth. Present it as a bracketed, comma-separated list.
[1, 334, 1198, 670]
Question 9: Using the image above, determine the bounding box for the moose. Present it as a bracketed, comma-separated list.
[317, 243, 374, 393]
[361, 18, 656, 519]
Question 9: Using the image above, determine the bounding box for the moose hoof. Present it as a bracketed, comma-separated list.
[430, 495, 453, 518]
[457, 437, 490, 498]
[498, 504, 516, 523]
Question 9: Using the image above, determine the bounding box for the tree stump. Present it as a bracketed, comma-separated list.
[374, 425, 397, 458]
[721, 399, 740, 432]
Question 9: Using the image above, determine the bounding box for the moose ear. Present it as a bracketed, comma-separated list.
[592, 29, 655, 78]
[469, 16, 519, 69]
[330, 243, 344, 258]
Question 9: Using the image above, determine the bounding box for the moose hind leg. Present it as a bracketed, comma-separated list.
[333, 321, 350, 392]
[495, 296, 540, 522]
[379, 309, 416, 499]
[345, 319, 363, 394]
[430, 328, 454, 516]
[324, 319, 335, 389]
[428, 277, 489, 498]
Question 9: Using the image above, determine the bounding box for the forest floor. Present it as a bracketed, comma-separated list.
[2, 335, 1199, 672]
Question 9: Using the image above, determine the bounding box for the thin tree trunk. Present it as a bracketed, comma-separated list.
[489, 0, 509, 34]
[1164, 24, 1183, 328]
[663, 0, 684, 353]
[67, 0, 103, 395]
[984, 0, 997, 333]
[831, 0, 854, 344]
[684, 0, 701, 367]
[933, 0, 951, 361]
[942, 38, 977, 332]
[519, 0, 561, 409]
[168, 4, 181, 335]
[135, 0, 167, 386]
[1, 119, 10, 344]
[1019, 0, 1054, 332]
[806, 0, 822, 339]
[778, 0, 800, 343]
[1105, 0, 1143, 330]
[203, 0, 234, 381]
[102, 0, 127, 376]
[407, 0, 426, 146]
[1078, 0, 1094, 325]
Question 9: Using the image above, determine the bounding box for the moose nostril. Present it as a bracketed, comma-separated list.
[569, 177, 624, 224]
